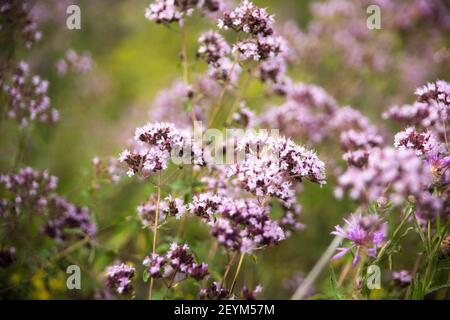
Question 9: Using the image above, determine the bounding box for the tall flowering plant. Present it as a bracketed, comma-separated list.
[0, 0, 449, 300]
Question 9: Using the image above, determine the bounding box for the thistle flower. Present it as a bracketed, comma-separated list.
[332, 213, 387, 265]
[218, 0, 274, 36]
[394, 127, 442, 156]
[197, 30, 230, 65]
[199, 281, 229, 300]
[392, 270, 412, 287]
[0, 247, 16, 268]
[3, 62, 59, 127]
[105, 263, 135, 295]
[143, 242, 209, 281]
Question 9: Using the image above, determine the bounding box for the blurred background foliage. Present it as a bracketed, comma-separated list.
[0, 0, 449, 299]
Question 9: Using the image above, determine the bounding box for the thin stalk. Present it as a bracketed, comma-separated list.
[221, 251, 238, 287]
[180, 25, 196, 124]
[148, 172, 162, 300]
[54, 236, 91, 260]
[373, 206, 414, 265]
[207, 57, 239, 129]
[291, 235, 342, 300]
[337, 260, 352, 286]
[225, 71, 253, 125]
[230, 253, 245, 294]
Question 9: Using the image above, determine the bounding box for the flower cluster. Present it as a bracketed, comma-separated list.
[394, 127, 441, 156]
[228, 133, 325, 206]
[137, 194, 186, 228]
[230, 101, 255, 128]
[210, 198, 285, 253]
[218, 0, 274, 36]
[143, 243, 209, 281]
[3, 62, 59, 127]
[335, 147, 434, 206]
[0, 167, 96, 241]
[0, 167, 58, 216]
[43, 195, 96, 242]
[278, 203, 304, 238]
[188, 192, 222, 221]
[258, 83, 347, 144]
[340, 129, 383, 167]
[207, 57, 242, 85]
[0, 1, 42, 49]
[106, 263, 136, 295]
[92, 156, 125, 186]
[392, 270, 412, 288]
[332, 213, 387, 265]
[197, 30, 230, 65]
[241, 285, 262, 300]
[232, 35, 285, 61]
[119, 122, 185, 176]
[384, 80, 450, 140]
[56, 49, 93, 76]
[145, 0, 224, 26]
[199, 281, 229, 300]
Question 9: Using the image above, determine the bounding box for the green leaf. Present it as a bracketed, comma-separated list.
[426, 283, 450, 295]
[143, 270, 150, 283]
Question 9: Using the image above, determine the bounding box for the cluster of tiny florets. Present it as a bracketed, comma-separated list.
[143, 243, 209, 281]
[394, 127, 441, 156]
[218, 0, 274, 36]
[210, 198, 285, 253]
[197, 30, 230, 65]
[56, 49, 93, 76]
[0, 1, 42, 49]
[106, 263, 136, 295]
[2, 62, 59, 127]
[335, 147, 433, 206]
[0, 167, 58, 216]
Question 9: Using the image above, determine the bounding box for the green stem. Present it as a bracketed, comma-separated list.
[230, 253, 245, 295]
[148, 172, 162, 300]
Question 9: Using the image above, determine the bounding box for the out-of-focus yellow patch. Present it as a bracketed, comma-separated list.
[48, 271, 66, 292]
[30, 269, 50, 300]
